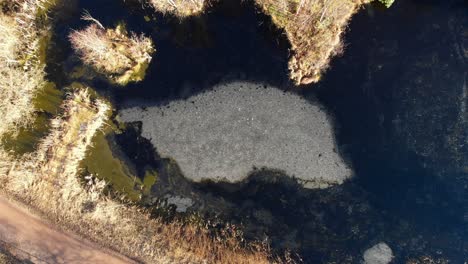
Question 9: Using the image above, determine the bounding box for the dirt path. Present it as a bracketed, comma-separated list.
[0, 196, 135, 264]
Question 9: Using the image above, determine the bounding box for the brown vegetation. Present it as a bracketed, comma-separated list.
[0, 245, 23, 264]
[146, 0, 210, 17]
[1, 2, 275, 263]
[256, 0, 370, 85]
[0, 0, 54, 140]
[69, 14, 155, 86]
[0, 15, 44, 138]
[141, 0, 370, 85]
[0, 88, 275, 263]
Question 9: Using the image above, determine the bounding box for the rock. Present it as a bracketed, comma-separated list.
[119, 81, 351, 188]
[363, 242, 394, 264]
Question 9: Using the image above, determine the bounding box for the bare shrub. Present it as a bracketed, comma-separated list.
[256, 0, 371, 85]
[69, 16, 154, 85]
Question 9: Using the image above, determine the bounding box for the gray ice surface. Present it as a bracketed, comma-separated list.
[164, 195, 194, 213]
[119, 81, 352, 189]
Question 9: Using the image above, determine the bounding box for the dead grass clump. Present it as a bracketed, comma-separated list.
[0, 10, 47, 139]
[256, 0, 370, 85]
[0, 0, 59, 140]
[0, 88, 275, 263]
[147, 0, 210, 17]
[0, 244, 23, 264]
[0, 15, 17, 64]
[0, 62, 44, 139]
[69, 15, 155, 86]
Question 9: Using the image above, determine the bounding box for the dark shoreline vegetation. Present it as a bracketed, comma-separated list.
[0, 0, 467, 263]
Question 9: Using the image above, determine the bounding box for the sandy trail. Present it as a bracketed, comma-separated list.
[0, 196, 135, 264]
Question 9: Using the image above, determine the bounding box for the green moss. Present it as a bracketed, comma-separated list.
[377, 0, 395, 8]
[143, 170, 158, 195]
[80, 112, 158, 201]
[1, 114, 49, 154]
[1, 82, 63, 155]
[81, 128, 143, 201]
[34, 0, 59, 18]
[115, 60, 150, 86]
[36, 30, 52, 65]
[33, 81, 63, 113]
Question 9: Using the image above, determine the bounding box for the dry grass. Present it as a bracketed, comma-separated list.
[0, 88, 276, 264]
[0, 245, 23, 264]
[146, 0, 210, 17]
[0, 60, 44, 139]
[256, 0, 371, 85]
[1, 2, 276, 263]
[0, 14, 37, 138]
[141, 0, 368, 85]
[0, 0, 54, 139]
[69, 15, 154, 85]
[0, 15, 17, 64]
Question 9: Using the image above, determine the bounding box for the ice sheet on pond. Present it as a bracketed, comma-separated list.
[119, 81, 352, 188]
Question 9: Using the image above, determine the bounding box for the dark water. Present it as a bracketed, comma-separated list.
[49, 0, 467, 262]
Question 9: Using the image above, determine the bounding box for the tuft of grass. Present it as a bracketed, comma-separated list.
[69, 14, 155, 86]
[256, 0, 371, 85]
[146, 0, 211, 18]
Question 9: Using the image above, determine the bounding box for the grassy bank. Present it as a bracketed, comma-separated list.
[140, 0, 371, 86]
[0, 0, 58, 140]
[0, 88, 274, 263]
[255, 0, 371, 85]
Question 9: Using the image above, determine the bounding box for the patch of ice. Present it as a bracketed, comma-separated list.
[119, 81, 352, 188]
[363, 242, 394, 264]
[164, 195, 194, 213]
